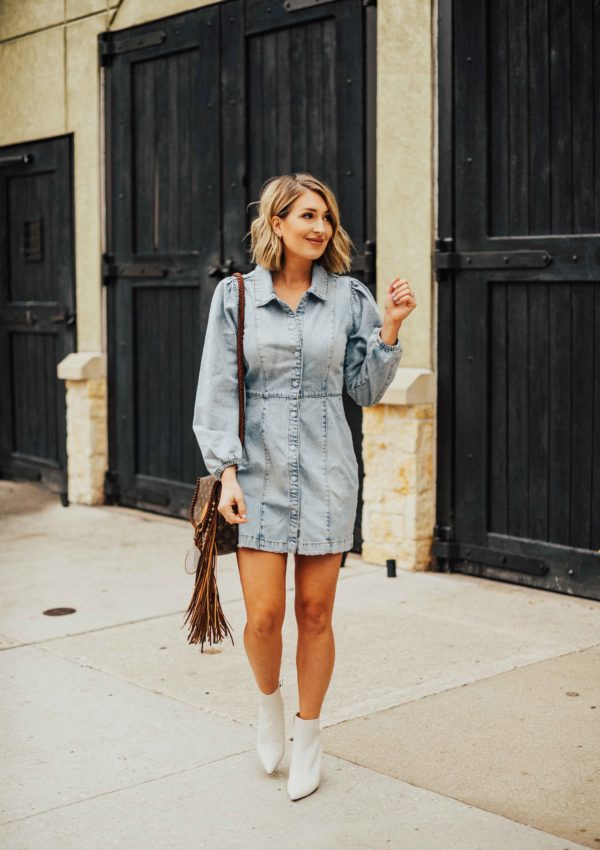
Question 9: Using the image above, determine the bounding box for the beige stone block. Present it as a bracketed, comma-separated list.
[66, 0, 107, 20]
[362, 406, 387, 435]
[66, 15, 107, 351]
[64, 378, 108, 506]
[415, 537, 433, 569]
[368, 511, 405, 545]
[0, 29, 65, 145]
[377, 0, 433, 371]
[362, 478, 385, 505]
[413, 403, 435, 420]
[383, 405, 410, 423]
[416, 451, 433, 494]
[394, 419, 422, 453]
[390, 455, 418, 495]
[361, 542, 391, 567]
[59, 353, 106, 381]
[86, 378, 107, 399]
[403, 490, 435, 539]
[416, 420, 433, 453]
[362, 434, 392, 465]
[363, 456, 413, 496]
[0, 0, 63, 40]
[378, 367, 435, 406]
[363, 485, 410, 515]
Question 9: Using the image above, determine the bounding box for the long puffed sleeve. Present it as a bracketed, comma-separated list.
[192, 276, 244, 479]
[343, 277, 403, 407]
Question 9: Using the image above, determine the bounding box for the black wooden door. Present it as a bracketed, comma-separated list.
[101, 0, 375, 551]
[0, 136, 76, 502]
[434, 0, 600, 599]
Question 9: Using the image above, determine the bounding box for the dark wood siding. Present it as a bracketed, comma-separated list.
[434, 0, 600, 599]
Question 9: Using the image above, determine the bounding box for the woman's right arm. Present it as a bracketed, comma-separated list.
[192, 276, 243, 479]
[192, 277, 248, 524]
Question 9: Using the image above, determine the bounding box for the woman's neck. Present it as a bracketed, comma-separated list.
[274, 256, 313, 288]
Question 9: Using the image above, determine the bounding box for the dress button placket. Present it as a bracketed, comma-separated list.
[288, 303, 304, 550]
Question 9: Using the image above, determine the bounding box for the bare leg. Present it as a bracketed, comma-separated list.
[294, 551, 343, 719]
[236, 547, 287, 694]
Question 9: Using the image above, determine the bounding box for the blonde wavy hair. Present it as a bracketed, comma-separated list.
[247, 173, 355, 275]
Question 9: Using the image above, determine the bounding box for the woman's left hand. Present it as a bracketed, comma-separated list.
[384, 277, 417, 325]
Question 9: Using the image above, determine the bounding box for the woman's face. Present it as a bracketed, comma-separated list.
[271, 189, 334, 263]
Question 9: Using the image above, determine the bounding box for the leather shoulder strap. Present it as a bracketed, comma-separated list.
[232, 272, 245, 444]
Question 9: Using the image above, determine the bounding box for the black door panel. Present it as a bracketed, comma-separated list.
[434, 0, 600, 598]
[0, 136, 76, 500]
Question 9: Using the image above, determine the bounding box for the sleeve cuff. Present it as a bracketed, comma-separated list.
[213, 458, 241, 480]
[376, 330, 403, 353]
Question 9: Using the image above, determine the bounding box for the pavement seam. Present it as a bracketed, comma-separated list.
[0, 731, 591, 849]
[313, 751, 591, 850]
[0, 748, 255, 828]
[319, 641, 600, 728]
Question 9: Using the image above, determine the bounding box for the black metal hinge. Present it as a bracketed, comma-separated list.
[433, 238, 553, 274]
[433, 522, 453, 543]
[99, 30, 166, 67]
[0, 154, 34, 167]
[101, 253, 169, 284]
[104, 469, 120, 503]
[283, 0, 335, 10]
[431, 540, 549, 577]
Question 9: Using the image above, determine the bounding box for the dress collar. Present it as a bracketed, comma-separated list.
[253, 261, 328, 306]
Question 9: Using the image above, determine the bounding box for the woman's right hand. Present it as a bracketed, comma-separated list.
[218, 466, 248, 524]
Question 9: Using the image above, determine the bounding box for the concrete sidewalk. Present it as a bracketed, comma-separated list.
[1, 479, 598, 849]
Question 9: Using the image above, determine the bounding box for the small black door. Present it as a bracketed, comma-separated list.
[0, 135, 76, 501]
[101, 0, 375, 551]
[434, 0, 600, 599]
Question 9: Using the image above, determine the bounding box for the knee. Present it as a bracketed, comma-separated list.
[295, 599, 330, 635]
[247, 608, 283, 639]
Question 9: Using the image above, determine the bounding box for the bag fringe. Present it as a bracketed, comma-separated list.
[183, 487, 235, 652]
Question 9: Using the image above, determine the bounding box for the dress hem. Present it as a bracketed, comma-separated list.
[237, 532, 353, 555]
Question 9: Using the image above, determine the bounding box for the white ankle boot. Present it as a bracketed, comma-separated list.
[287, 711, 323, 800]
[256, 681, 285, 774]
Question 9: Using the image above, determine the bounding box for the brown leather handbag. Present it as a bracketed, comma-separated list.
[183, 272, 246, 650]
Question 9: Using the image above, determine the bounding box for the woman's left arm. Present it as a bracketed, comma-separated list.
[343, 276, 417, 407]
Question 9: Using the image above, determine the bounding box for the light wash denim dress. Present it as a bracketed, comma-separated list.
[192, 261, 403, 554]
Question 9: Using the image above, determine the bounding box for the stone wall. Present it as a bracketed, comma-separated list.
[362, 402, 435, 571]
[64, 378, 108, 505]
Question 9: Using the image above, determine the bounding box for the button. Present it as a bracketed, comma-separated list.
[292, 380, 299, 387]
[291, 476, 298, 482]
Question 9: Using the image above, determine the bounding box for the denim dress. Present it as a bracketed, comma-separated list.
[192, 261, 403, 554]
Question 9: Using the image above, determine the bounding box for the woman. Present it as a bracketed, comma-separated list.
[192, 173, 416, 801]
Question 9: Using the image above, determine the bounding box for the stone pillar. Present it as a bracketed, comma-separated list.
[361, 368, 435, 571]
[56, 353, 108, 506]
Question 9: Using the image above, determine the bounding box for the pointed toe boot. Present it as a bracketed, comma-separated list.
[287, 711, 323, 801]
[256, 683, 285, 774]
